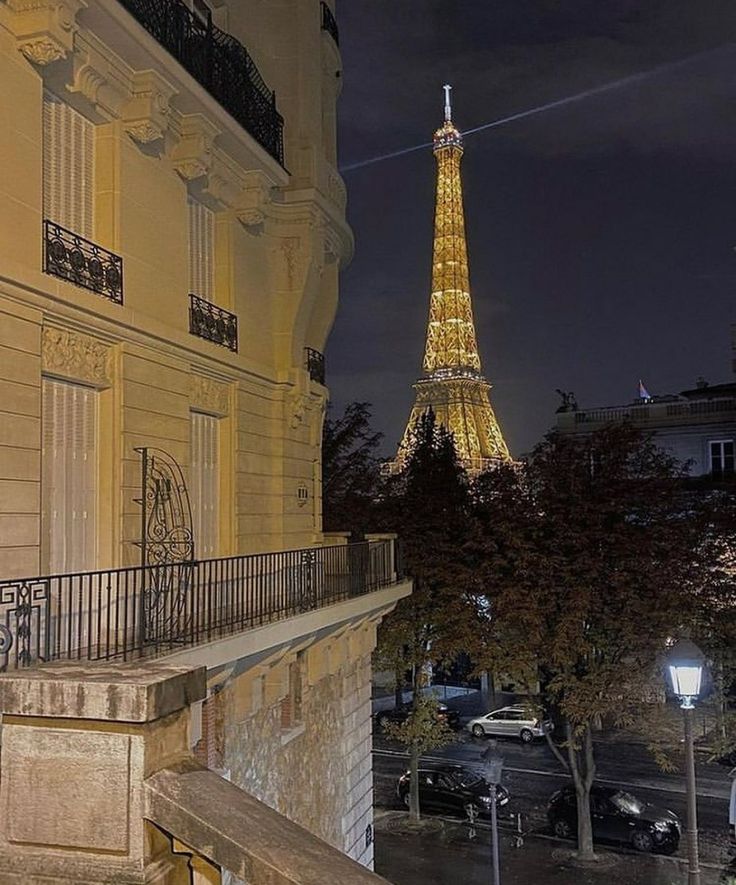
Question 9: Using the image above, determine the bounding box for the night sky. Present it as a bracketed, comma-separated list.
[326, 1, 736, 458]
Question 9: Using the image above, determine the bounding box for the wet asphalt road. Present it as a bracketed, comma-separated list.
[372, 727, 734, 866]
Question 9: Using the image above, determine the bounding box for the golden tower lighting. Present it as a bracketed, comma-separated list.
[396, 85, 511, 473]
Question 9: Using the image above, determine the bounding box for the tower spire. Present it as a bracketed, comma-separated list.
[394, 89, 511, 474]
[443, 83, 452, 122]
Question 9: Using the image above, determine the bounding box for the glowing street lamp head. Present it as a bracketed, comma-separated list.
[666, 639, 705, 709]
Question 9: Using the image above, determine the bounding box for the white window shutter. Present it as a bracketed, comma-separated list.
[42, 379, 97, 574]
[188, 196, 215, 300]
[43, 91, 94, 239]
[190, 412, 219, 559]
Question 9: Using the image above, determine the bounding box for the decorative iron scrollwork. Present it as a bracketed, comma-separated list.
[0, 580, 50, 669]
[189, 293, 239, 352]
[44, 220, 124, 303]
[133, 447, 195, 645]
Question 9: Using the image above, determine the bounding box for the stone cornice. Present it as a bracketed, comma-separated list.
[6, 0, 86, 66]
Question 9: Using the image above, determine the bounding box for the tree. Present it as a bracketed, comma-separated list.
[375, 409, 476, 820]
[322, 402, 383, 537]
[469, 424, 699, 860]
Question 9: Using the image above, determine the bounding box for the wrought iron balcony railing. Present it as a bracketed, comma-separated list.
[117, 0, 284, 165]
[305, 347, 325, 385]
[43, 220, 124, 303]
[0, 540, 400, 669]
[189, 293, 238, 352]
[320, 1, 339, 45]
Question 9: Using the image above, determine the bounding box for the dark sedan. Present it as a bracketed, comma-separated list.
[375, 701, 460, 731]
[396, 765, 510, 818]
[547, 784, 680, 854]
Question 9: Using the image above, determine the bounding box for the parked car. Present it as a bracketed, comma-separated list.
[466, 705, 553, 743]
[396, 764, 510, 817]
[375, 701, 460, 732]
[547, 784, 680, 854]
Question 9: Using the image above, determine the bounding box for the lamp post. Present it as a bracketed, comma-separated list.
[481, 745, 504, 885]
[666, 638, 705, 885]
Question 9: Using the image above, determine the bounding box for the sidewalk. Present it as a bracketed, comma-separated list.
[374, 818, 736, 885]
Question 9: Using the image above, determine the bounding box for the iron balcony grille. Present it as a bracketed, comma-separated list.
[189, 293, 238, 352]
[43, 220, 124, 303]
[305, 347, 325, 385]
[320, 1, 339, 45]
[116, 0, 284, 166]
[0, 540, 398, 669]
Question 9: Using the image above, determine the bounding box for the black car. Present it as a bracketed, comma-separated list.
[397, 765, 510, 818]
[547, 784, 680, 854]
[375, 701, 460, 731]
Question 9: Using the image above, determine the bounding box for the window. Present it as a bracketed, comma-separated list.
[43, 91, 94, 238]
[710, 440, 735, 478]
[188, 195, 215, 300]
[41, 378, 97, 573]
[190, 412, 219, 559]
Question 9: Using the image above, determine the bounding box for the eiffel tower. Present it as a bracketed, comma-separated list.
[395, 86, 511, 474]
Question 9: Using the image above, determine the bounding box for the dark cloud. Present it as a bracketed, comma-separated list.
[327, 1, 736, 457]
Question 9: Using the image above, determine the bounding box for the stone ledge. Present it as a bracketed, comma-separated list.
[0, 662, 206, 722]
[145, 760, 393, 884]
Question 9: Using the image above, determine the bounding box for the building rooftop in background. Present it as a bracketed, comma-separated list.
[556, 378, 736, 479]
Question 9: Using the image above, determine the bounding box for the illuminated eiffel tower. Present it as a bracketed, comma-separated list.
[396, 86, 511, 473]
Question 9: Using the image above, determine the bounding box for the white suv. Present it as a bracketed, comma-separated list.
[467, 705, 553, 743]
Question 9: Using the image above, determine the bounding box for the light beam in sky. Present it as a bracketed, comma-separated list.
[340, 45, 734, 173]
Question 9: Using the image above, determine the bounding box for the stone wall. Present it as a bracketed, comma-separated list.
[214, 622, 378, 873]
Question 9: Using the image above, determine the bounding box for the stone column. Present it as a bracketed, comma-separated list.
[0, 662, 206, 884]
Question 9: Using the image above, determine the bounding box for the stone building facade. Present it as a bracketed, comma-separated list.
[0, 0, 350, 578]
[0, 2, 411, 880]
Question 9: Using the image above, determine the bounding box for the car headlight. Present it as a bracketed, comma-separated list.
[652, 820, 670, 832]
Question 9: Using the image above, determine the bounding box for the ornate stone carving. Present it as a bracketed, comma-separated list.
[123, 70, 176, 146]
[42, 327, 112, 388]
[287, 388, 307, 430]
[190, 375, 230, 417]
[235, 170, 275, 233]
[20, 38, 65, 65]
[8, 0, 85, 66]
[171, 113, 220, 181]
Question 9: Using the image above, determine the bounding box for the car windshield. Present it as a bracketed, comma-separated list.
[611, 791, 645, 815]
[458, 771, 483, 788]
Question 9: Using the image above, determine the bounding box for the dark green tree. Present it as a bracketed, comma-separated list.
[375, 409, 476, 820]
[321, 401, 383, 538]
[468, 424, 699, 860]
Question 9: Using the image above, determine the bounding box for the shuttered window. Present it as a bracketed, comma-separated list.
[42, 379, 97, 574]
[190, 412, 219, 559]
[188, 196, 215, 300]
[43, 91, 95, 239]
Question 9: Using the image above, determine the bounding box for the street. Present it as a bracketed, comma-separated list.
[372, 724, 736, 880]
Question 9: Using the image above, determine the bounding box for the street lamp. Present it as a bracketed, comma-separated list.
[481, 744, 504, 885]
[666, 638, 706, 885]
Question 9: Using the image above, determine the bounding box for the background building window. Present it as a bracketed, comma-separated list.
[190, 411, 219, 559]
[43, 91, 95, 238]
[188, 195, 215, 300]
[710, 440, 734, 478]
[41, 378, 97, 573]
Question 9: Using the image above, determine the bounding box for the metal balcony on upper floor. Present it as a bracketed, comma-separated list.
[320, 1, 339, 45]
[305, 347, 325, 385]
[43, 220, 124, 303]
[116, 0, 284, 165]
[189, 293, 238, 352]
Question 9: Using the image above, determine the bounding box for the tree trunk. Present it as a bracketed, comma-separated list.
[566, 720, 596, 862]
[715, 658, 727, 743]
[409, 742, 421, 821]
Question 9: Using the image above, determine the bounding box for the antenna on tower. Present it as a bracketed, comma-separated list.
[443, 84, 452, 122]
